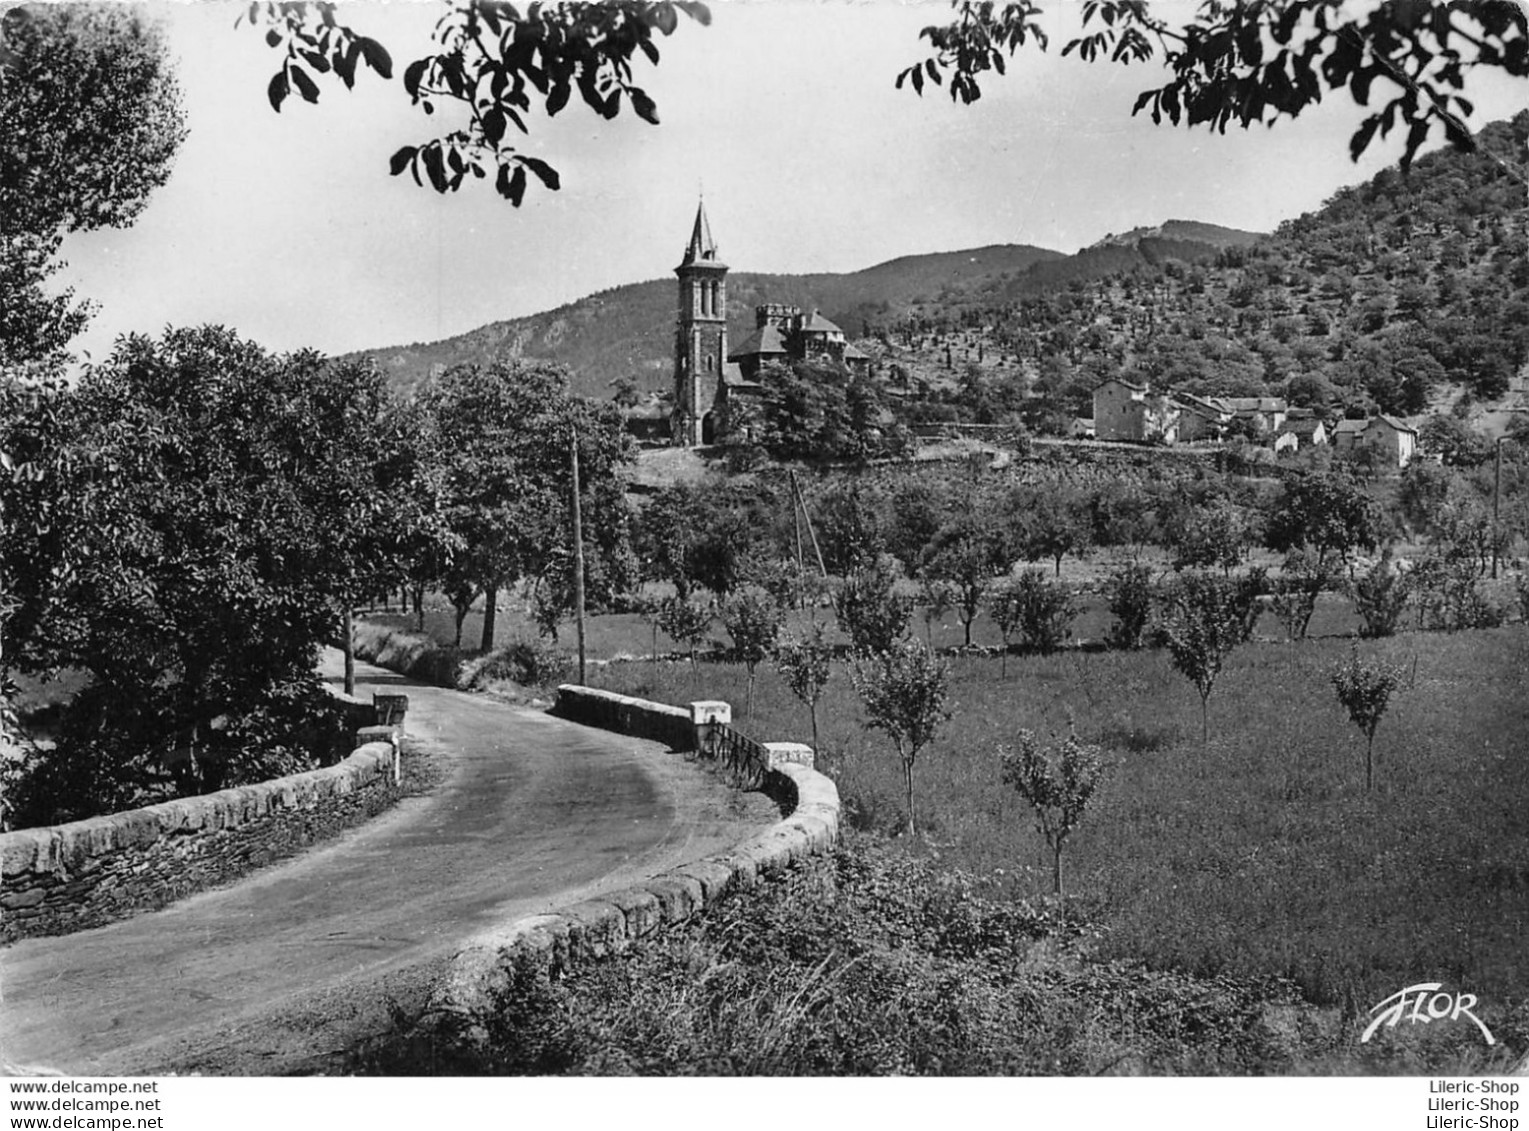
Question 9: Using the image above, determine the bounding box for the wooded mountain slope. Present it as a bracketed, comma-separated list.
[347, 223, 1258, 400]
[909, 112, 1529, 423]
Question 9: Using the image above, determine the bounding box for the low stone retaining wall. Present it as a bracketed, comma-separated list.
[549, 685, 694, 752]
[422, 686, 840, 1048]
[0, 738, 401, 943]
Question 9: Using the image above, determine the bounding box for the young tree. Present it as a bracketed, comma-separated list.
[917, 576, 956, 647]
[772, 624, 833, 754]
[851, 638, 951, 837]
[1264, 471, 1382, 639]
[657, 594, 713, 688]
[1160, 572, 1245, 746]
[989, 578, 1023, 676]
[1350, 558, 1412, 639]
[1009, 567, 1076, 654]
[922, 521, 1007, 647]
[832, 566, 913, 655]
[1105, 561, 1155, 650]
[1331, 646, 1407, 792]
[1170, 498, 1252, 575]
[998, 730, 1106, 898]
[639, 592, 665, 672]
[811, 482, 884, 576]
[721, 586, 784, 718]
[1011, 485, 1094, 577]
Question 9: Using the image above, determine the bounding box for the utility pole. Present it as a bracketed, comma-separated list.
[1492, 435, 1511, 580]
[788, 468, 828, 578]
[342, 605, 355, 696]
[570, 423, 587, 685]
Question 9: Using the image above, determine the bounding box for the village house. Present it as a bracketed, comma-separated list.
[1091, 378, 1182, 444]
[1285, 413, 1328, 448]
[1331, 415, 1417, 466]
[1362, 414, 1419, 466]
[1332, 418, 1368, 449]
[1174, 394, 1228, 442]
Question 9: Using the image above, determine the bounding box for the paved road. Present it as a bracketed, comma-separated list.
[0, 654, 774, 1075]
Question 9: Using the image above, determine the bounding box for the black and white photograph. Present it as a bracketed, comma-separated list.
[2, 0, 1528, 1114]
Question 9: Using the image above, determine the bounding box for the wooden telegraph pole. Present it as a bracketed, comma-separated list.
[570, 422, 588, 685]
[788, 468, 828, 578]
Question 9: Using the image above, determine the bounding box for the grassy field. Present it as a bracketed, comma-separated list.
[364, 589, 1528, 1065]
[590, 624, 1529, 1030]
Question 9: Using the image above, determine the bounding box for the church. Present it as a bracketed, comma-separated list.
[670, 202, 869, 448]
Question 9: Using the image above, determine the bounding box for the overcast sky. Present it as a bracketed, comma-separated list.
[52, 0, 1529, 365]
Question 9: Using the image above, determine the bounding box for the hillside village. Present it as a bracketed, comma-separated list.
[353, 112, 1529, 470]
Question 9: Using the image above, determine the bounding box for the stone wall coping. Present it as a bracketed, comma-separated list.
[423, 690, 840, 1047]
[0, 741, 396, 880]
[554, 684, 692, 723]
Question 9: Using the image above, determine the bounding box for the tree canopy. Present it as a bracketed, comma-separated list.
[900, 0, 1529, 172]
[421, 361, 634, 650]
[1, 328, 409, 824]
[244, 0, 709, 204]
[243, 0, 1529, 211]
[0, 4, 186, 374]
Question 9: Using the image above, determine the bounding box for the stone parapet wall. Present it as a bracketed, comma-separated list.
[424, 687, 841, 1049]
[551, 685, 695, 752]
[0, 740, 399, 943]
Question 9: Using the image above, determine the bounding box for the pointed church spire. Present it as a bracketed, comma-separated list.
[681, 198, 718, 265]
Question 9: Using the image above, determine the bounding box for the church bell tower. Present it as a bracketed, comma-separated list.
[672, 200, 728, 447]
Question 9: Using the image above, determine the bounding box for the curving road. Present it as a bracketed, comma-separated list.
[0, 653, 776, 1075]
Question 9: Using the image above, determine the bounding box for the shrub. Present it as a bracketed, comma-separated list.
[1009, 567, 1076, 654]
[1272, 548, 1330, 640]
[1105, 562, 1155, 650]
[462, 637, 573, 690]
[1350, 560, 1411, 638]
[1231, 566, 1274, 642]
[360, 837, 1320, 1077]
[1412, 553, 1500, 632]
[353, 621, 460, 687]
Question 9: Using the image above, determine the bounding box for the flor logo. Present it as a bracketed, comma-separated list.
[1361, 982, 1496, 1045]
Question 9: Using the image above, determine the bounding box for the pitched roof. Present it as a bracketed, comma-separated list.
[728, 324, 789, 360]
[679, 200, 726, 268]
[1094, 377, 1146, 393]
[1176, 394, 1229, 417]
[1222, 396, 1287, 414]
[1334, 419, 1368, 435]
[799, 310, 843, 335]
[844, 343, 870, 361]
[1373, 414, 1418, 435]
[1287, 417, 1325, 435]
